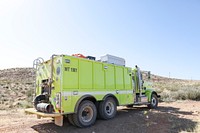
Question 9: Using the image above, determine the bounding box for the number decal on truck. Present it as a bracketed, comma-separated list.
[65, 67, 77, 72]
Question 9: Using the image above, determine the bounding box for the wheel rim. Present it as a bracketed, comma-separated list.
[151, 97, 157, 106]
[105, 101, 114, 116]
[81, 106, 93, 123]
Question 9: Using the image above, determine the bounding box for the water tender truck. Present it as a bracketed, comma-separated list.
[25, 54, 160, 127]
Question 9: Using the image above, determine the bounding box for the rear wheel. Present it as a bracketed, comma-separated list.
[147, 94, 158, 109]
[73, 100, 97, 127]
[98, 97, 117, 120]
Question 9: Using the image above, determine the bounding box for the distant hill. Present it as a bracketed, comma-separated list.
[0, 68, 34, 83]
[0, 68, 35, 109]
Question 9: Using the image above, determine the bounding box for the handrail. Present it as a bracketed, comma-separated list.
[49, 54, 58, 95]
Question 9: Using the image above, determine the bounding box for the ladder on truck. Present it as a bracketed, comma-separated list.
[32, 57, 44, 97]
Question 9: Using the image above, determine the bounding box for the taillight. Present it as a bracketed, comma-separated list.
[56, 93, 61, 109]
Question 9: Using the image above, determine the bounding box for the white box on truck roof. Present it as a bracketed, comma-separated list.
[100, 54, 125, 66]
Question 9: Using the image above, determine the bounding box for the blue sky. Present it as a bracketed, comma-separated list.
[0, 0, 200, 79]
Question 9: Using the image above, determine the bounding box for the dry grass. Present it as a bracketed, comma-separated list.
[152, 76, 200, 102]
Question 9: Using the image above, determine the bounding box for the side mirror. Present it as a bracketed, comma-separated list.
[148, 71, 151, 79]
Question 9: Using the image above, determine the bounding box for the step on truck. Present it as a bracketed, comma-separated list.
[25, 54, 160, 127]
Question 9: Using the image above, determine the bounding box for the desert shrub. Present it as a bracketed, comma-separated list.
[187, 87, 200, 100]
[172, 90, 188, 100]
[21, 90, 26, 94]
[159, 85, 200, 101]
[160, 92, 175, 102]
[176, 87, 200, 100]
[155, 88, 163, 94]
[26, 89, 33, 97]
[16, 100, 32, 108]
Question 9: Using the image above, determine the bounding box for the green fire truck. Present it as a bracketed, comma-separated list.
[25, 54, 160, 127]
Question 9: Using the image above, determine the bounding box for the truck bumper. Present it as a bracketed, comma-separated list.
[25, 108, 63, 126]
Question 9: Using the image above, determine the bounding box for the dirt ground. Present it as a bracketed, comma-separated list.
[0, 100, 200, 133]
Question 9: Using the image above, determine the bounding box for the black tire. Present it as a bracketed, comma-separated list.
[72, 100, 97, 127]
[98, 97, 117, 120]
[67, 114, 75, 126]
[147, 94, 158, 109]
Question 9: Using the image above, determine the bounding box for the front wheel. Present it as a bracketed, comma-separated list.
[73, 100, 97, 127]
[147, 94, 158, 109]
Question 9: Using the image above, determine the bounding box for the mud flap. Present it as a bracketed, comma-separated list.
[55, 116, 63, 126]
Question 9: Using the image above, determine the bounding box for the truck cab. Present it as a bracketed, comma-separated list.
[132, 65, 160, 108]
